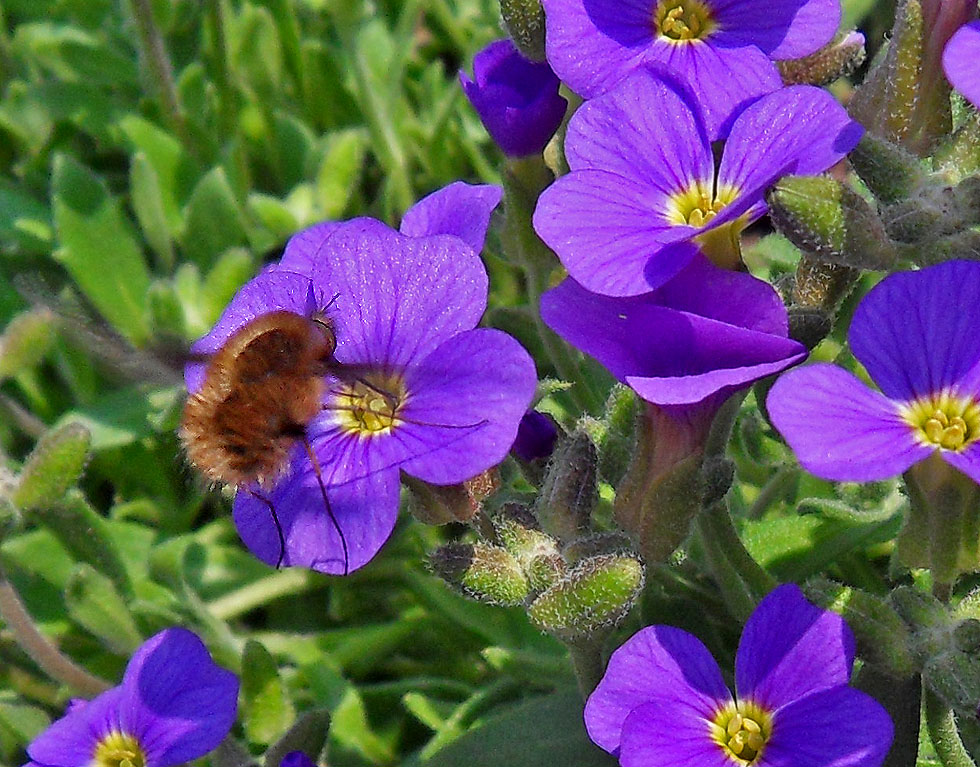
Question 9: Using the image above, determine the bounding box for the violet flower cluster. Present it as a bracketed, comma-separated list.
[186, 182, 536, 574]
[24, 629, 238, 767]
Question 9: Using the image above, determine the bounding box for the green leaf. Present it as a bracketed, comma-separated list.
[422, 689, 615, 767]
[12, 23, 138, 85]
[263, 709, 331, 767]
[0, 179, 52, 254]
[55, 386, 172, 450]
[242, 640, 295, 747]
[201, 248, 255, 327]
[316, 129, 368, 218]
[181, 167, 249, 268]
[51, 154, 151, 344]
[64, 563, 143, 655]
[13, 422, 90, 511]
[130, 153, 175, 270]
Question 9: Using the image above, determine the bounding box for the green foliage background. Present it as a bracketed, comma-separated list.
[0, 0, 940, 765]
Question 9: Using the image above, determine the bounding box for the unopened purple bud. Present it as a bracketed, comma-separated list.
[460, 39, 567, 157]
[281, 753, 316, 767]
[512, 410, 559, 462]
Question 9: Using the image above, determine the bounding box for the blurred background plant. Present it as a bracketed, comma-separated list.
[0, 0, 940, 765]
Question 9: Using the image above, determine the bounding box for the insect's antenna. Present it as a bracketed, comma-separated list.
[247, 489, 286, 570]
[324, 292, 341, 310]
[302, 438, 350, 576]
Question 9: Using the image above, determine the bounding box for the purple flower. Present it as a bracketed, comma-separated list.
[541, 0, 838, 136]
[533, 70, 862, 296]
[540, 250, 807, 431]
[25, 629, 238, 767]
[460, 39, 568, 157]
[512, 410, 560, 462]
[944, 20, 980, 108]
[768, 260, 980, 484]
[187, 184, 535, 574]
[585, 584, 893, 767]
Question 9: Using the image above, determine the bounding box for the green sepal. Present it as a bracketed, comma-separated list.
[263, 710, 331, 767]
[535, 431, 598, 542]
[578, 384, 640, 486]
[790, 255, 861, 316]
[0, 309, 56, 382]
[493, 507, 564, 591]
[242, 640, 296, 747]
[429, 543, 530, 606]
[64, 563, 143, 655]
[13, 422, 91, 512]
[767, 175, 896, 270]
[804, 577, 916, 677]
[500, 0, 547, 61]
[777, 30, 866, 86]
[849, 133, 925, 203]
[528, 554, 643, 642]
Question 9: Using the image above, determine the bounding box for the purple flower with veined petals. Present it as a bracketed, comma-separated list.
[187, 185, 535, 574]
[541, 249, 807, 432]
[585, 584, 893, 767]
[533, 69, 862, 297]
[542, 0, 839, 137]
[460, 39, 568, 157]
[944, 20, 980, 108]
[768, 261, 980, 485]
[25, 629, 238, 767]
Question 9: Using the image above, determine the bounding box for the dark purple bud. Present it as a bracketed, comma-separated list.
[459, 39, 567, 157]
[512, 410, 559, 462]
[281, 752, 316, 767]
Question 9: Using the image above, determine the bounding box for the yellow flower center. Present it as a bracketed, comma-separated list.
[710, 700, 773, 764]
[902, 391, 980, 451]
[654, 0, 717, 42]
[666, 182, 747, 270]
[93, 732, 146, 767]
[333, 374, 406, 435]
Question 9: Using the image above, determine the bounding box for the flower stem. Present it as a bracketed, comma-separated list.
[0, 564, 110, 696]
[567, 641, 604, 699]
[207, 568, 323, 620]
[924, 688, 977, 767]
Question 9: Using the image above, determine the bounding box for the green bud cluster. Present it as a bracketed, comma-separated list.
[577, 385, 640, 486]
[431, 502, 644, 642]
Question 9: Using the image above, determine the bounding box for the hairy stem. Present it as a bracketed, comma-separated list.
[0, 564, 110, 696]
[924, 688, 977, 767]
[567, 641, 604, 699]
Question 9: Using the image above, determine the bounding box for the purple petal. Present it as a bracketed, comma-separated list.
[941, 442, 980, 486]
[943, 21, 980, 108]
[534, 171, 693, 295]
[713, 0, 841, 59]
[278, 221, 348, 277]
[399, 182, 502, 253]
[540, 266, 805, 407]
[307, 218, 488, 368]
[619, 702, 734, 767]
[641, 43, 782, 140]
[28, 689, 125, 767]
[849, 261, 980, 401]
[395, 329, 537, 484]
[185, 269, 322, 393]
[735, 584, 855, 711]
[460, 40, 567, 156]
[233, 464, 400, 575]
[584, 625, 731, 754]
[760, 686, 893, 767]
[117, 628, 239, 766]
[718, 85, 863, 196]
[767, 364, 931, 481]
[564, 68, 712, 189]
[512, 410, 559, 462]
[541, 0, 660, 98]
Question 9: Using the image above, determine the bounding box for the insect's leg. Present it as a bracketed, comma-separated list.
[302, 438, 350, 576]
[246, 489, 286, 570]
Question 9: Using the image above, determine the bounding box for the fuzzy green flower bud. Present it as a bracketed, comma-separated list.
[787, 306, 834, 350]
[404, 471, 498, 525]
[493, 506, 564, 591]
[500, 0, 547, 61]
[535, 431, 598, 542]
[13, 423, 91, 512]
[527, 554, 643, 642]
[430, 542, 530, 606]
[791, 256, 860, 315]
[849, 134, 925, 204]
[768, 175, 896, 270]
[562, 532, 634, 565]
[0, 308, 56, 382]
[579, 385, 640, 486]
[778, 30, 866, 86]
